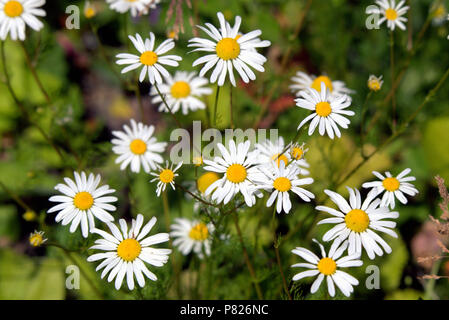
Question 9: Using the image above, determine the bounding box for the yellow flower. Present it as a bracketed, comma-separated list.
[23, 210, 37, 222]
[367, 75, 383, 92]
[29, 231, 47, 247]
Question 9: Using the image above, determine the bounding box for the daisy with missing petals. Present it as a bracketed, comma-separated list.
[112, 119, 167, 173]
[116, 32, 182, 83]
[87, 214, 171, 290]
[290, 71, 353, 98]
[0, 0, 46, 41]
[170, 218, 214, 258]
[368, 0, 409, 31]
[255, 161, 314, 214]
[367, 75, 384, 92]
[29, 230, 47, 247]
[149, 71, 213, 115]
[150, 161, 183, 196]
[106, 0, 160, 17]
[48, 172, 117, 238]
[291, 238, 362, 297]
[203, 140, 260, 207]
[296, 82, 355, 139]
[188, 12, 271, 86]
[317, 187, 399, 260]
[362, 168, 419, 209]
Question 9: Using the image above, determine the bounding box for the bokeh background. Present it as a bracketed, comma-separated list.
[0, 0, 449, 300]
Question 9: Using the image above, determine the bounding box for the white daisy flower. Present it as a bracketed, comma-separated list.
[106, 0, 159, 17]
[188, 12, 271, 86]
[112, 119, 167, 173]
[317, 187, 399, 260]
[0, 0, 46, 41]
[255, 161, 314, 214]
[254, 136, 310, 175]
[203, 140, 260, 207]
[367, 75, 384, 92]
[116, 32, 182, 84]
[48, 172, 117, 238]
[295, 82, 355, 139]
[291, 238, 362, 297]
[170, 218, 214, 258]
[289, 71, 354, 98]
[362, 168, 419, 209]
[149, 71, 213, 115]
[368, 0, 409, 31]
[87, 214, 171, 290]
[150, 161, 183, 196]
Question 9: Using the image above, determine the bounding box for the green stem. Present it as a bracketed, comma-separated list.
[359, 91, 372, 158]
[154, 84, 182, 127]
[213, 85, 220, 126]
[389, 31, 396, 133]
[424, 259, 442, 300]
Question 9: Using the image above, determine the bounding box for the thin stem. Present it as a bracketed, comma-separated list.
[230, 85, 234, 129]
[174, 182, 220, 208]
[389, 31, 396, 133]
[424, 259, 442, 300]
[232, 212, 263, 300]
[154, 84, 182, 127]
[135, 81, 145, 122]
[271, 213, 292, 300]
[0, 180, 33, 212]
[213, 85, 220, 126]
[359, 91, 372, 158]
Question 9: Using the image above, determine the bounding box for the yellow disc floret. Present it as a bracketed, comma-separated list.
[317, 257, 337, 275]
[29, 232, 45, 247]
[197, 172, 220, 194]
[159, 169, 175, 184]
[4, 1, 23, 18]
[382, 177, 400, 191]
[273, 177, 292, 192]
[315, 101, 332, 117]
[385, 8, 398, 20]
[271, 153, 289, 167]
[140, 51, 158, 66]
[189, 222, 209, 241]
[345, 209, 370, 233]
[216, 38, 240, 60]
[73, 191, 94, 210]
[226, 164, 247, 183]
[130, 139, 147, 155]
[171, 81, 191, 99]
[311, 75, 333, 92]
[368, 78, 382, 91]
[291, 147, 304, 160]
[117, 239, 141, 262]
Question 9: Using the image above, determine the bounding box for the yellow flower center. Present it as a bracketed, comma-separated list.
[159, 169, 175, 184]
[117, 239, 141, 262]
[197, 172, 220, 194]
[73, 192, 94, 210]
[385, 8, 398, 20]
[311, 75, 333, 92]
[216, 37, 240, 60]
[368, 79, 382, 91]
[291, 147, 303, 160]
[345, 209, 370, 233]
[315, 101, 332, 117]
[170, 81, 191, 99]
[84, 7, 96, 19]
[434, 5, 446, 18]
[271, 153, 289, 167]
[140, 51, 158, 66]
[23, 210, 37, 221]
[29, 234, 43, 247]
[193, 156, 203, 167]
[382, 177, 400, 191]
[317, 257, 337, 276]
[4, 1, 23, 18]
[273, 177, 292, 192]
[226, 164, 247, 183]
[189, 223, 209, 241]
[129, 139, 147, 155]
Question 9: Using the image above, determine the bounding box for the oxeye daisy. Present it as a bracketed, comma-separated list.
[203, 140, 260, 207]
[317, 187, 399, 260]
[87, 214, 171, 290]
[48, 172, 117, 238]
[291, 238, 362, 298]
[0, 0, 46, 41]
[150, 161, 183, 196]
[170, 218, 214, 258]
[188, 11, 271, 86]
[295, 82, 355, 139]
[255, 161, 314, 214]
[370, 0, 409, 31]
[106, 0, 159, 17]
[116, 32, 182, 84]
[112, 119, 167, 173]
[84, 1, 96, 19]
[197, 171, 220, 195]
[29, 230, 47, 247]
[362, 168, 419, 209]
[367, 75, 383, 92]
[149, 71, 213, 115]
[289, 71, 353, 98]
